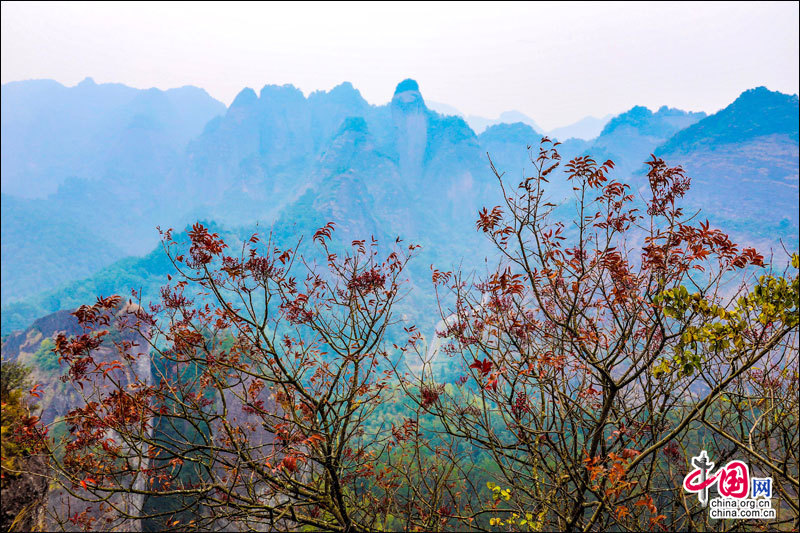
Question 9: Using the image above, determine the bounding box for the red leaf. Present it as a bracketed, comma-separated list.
[469, 358, 492, 376]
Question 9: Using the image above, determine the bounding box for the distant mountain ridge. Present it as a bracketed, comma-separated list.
[548, 115, 613, 141]
[1, 78, 227, 304]
[426, 102, 544, 135]
[597, 105, 705, 138]
[587, 105, 707, 177]
[427, 101, 612, 141]
[658, 86, 799, 153]
[2, 78, 498, 332]
[1, 77, 226, 198]
[476, 104, 708, 186]
[1, 79, 797, 334]
[655, 86, 799, 239]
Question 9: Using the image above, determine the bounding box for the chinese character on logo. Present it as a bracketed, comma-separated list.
[683, 450, 715, 506]
[683, 451, 751, 505]
[716, 461, 749, 499]
[751, 478, 772, 499]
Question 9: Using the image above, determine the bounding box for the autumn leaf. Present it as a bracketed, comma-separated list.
[469, 358, 492, 376]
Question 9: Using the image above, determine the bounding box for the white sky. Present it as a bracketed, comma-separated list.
[2, 1, 798, 130]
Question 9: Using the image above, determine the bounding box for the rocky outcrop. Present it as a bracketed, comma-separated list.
[1, 304, 152, 531]
[391, 79, 428, 178]
[0, 454, 49, 532]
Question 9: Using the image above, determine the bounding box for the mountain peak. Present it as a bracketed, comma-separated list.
[230, 87, 257, 108]
[77, 76, 96, 87]
[463, 110, 542, 135]
[599, 105, 704, 137]
[548, 114, 612, 141]
[733, 85, 799, 107]
[478, 122, 539, 144]
[332, 81, 356, 92]
[259, 83, 304, 99]
[309, 82, 367, 108]
[391, 79, 426, 113]
[657, 86, 799, 154]
[394, 79, 420, 95]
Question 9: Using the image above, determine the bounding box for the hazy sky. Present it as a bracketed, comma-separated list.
[2, 1, 798, 130]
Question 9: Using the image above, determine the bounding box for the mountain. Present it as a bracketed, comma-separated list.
[473, 105, 706, 194]
[656, 87, 799, 245]
[426, 102, 545, 135]
[2, 80, 798, 336]
[659, 87, 799, 153]
[0, 78, 227, 299]
[548, 114, 613, 141]
[585, 105, 706, 177]
[1, 303, 152, 531]
[1, 77, 226, 199]
[1, 79, 499, 334]
[477, 122, 547, 185]
[465, 110, 544, 135]
[176, 78, 492, 227]
[0, 194, 124, 305]
[426, 105, 612, 141]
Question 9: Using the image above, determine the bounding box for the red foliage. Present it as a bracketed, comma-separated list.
[347, 267, 387, 295]
[187, 223, 227, 267]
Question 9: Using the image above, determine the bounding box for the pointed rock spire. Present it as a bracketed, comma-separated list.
[392, 78, 427, 113]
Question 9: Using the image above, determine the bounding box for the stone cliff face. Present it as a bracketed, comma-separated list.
[0, 454, 49, 532]
[1, 306, 150, 426]
[2, 309, 82, 356]
[1, 304, 153, 531]
[391, 79, 429, 179]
